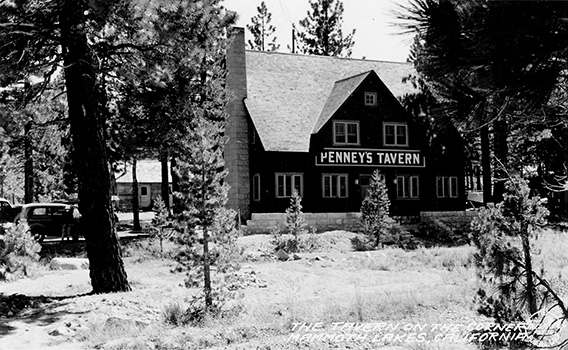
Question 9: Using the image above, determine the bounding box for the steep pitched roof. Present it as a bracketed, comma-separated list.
[244, 51, 418, 152]
[115, 159, 170, 184]
[312, 71, 373, 134]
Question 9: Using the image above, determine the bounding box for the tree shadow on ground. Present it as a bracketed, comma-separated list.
[0, 292, 90, 337]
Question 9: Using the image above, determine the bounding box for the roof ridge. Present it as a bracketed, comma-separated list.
[334, 70, 373, 84]
[244, 49, 411, 65]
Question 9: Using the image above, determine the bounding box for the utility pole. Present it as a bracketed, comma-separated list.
[292, 28, 295, 53]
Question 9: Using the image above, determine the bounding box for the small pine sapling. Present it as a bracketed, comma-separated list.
[285, 189, 308, 251]
[151, 195, 174, 256]
[360, 170, 391, 247]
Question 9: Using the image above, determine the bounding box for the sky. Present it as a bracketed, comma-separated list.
[223, 0, 414, 63]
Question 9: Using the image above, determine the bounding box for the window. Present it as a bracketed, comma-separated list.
[436, 176, 459, 198]
[334, 121, 359, 145]
[384, 123, 408, 146]
[248, 121, 256, 144]
[140, 186, 148, 196]
[276, 173, 303, 198]
[30, 207, 47, 216]
[364, 92, 377, 106]
[253, 174, 261, 201]
[396, 175, 419, 199]
[322, 174, 348, 198]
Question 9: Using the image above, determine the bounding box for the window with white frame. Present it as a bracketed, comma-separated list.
[384, 123, 408, 146]
[436, 176, 459, 198]
[364, 92, 377, 106]
[396, 175, 419, 199]
[275, 173, 303, 198]
[252, 174, 261, 201]
[334, 121, 359, 145]
[322, 174, 348, 198]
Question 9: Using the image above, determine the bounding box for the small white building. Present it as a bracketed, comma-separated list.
[113, 159, 172, 211]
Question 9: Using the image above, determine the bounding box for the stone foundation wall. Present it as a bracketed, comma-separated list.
[420, 211, 478, 227]
[244, 211, 479, 235]
[244, 212, 363, 234]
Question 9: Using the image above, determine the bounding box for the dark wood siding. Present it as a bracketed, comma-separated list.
[247, 73, 465, 216]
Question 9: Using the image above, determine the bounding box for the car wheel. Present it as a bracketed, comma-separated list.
[29, 224, 46, 242]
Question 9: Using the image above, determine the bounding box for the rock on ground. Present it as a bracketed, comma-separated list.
[49, 258, 89, 270]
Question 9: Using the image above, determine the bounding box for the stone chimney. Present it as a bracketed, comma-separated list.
[225, 27, 250, 220]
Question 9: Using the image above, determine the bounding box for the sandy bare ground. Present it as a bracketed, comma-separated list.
[0, 231, 484, 350]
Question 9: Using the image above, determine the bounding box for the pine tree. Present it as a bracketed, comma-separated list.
[295, 0, 356, 57]
[360, 170, 390, 247]
[285, 189, 308, 249]
[247, 1, 280, 51]
[469, 176, 568, 347]
[162, 1, 240, 317]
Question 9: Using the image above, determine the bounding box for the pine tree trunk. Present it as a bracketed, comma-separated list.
[201, 163, 212, 310]
[171, 156, 181, 214]
[521, 221, 537, 316]
[480, 124, 492, 204]
[59, 0, 130, 293]
[132, 158, 141, 231]
[160, 149, 169, 209]
[24, 121, 34, 203]
[492, 118, 508, 203]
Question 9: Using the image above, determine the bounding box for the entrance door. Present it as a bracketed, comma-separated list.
[359, 175, 371, 201]
[140, 185, 151, 208]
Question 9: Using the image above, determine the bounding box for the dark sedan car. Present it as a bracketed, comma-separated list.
[12, 203, 81, 242]
[0, 198, 16, 222]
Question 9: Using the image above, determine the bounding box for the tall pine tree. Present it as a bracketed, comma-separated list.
[163, 1, 239, 315]
[247, 1, 280, 51]
[295, 0, 355, 57]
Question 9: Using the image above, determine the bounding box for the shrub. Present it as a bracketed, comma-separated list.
[270, 193, 321, 254]
[0, 223, 42, 281]
[419, 217, 470, 245]
[350, 235, 374, 251]
[271, 225, 321, 253]
[162, 301, 186, 326]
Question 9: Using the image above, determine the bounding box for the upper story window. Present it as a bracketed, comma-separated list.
[384, 122, 408, 147]
[334, 121, 359, 145]
[364, 92, 377, 106]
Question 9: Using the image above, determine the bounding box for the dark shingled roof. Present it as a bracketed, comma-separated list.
[312, 71, 371, 134]
[244, 51, 418, 152]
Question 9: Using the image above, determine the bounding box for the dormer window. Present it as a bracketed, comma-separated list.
[334, 121, 359, 145]
[384, 122, 408, 146]
[364, 92, 377, 106]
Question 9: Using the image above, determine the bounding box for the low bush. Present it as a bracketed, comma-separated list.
[269, 190, 323, 254]
[0, 223, 42, 281]
[419, 217, 470, 245]
[350, 235, 374, 251]
[270, 225, 321, 253]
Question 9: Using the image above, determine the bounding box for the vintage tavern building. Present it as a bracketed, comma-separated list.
[225, 28, 465, 231]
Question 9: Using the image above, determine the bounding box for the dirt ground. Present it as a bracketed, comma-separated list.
[0, 231, 485, 350]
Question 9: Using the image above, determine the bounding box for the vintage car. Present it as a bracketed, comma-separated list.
[11, 203, 81, 242]
[0, 197, 16, 222]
